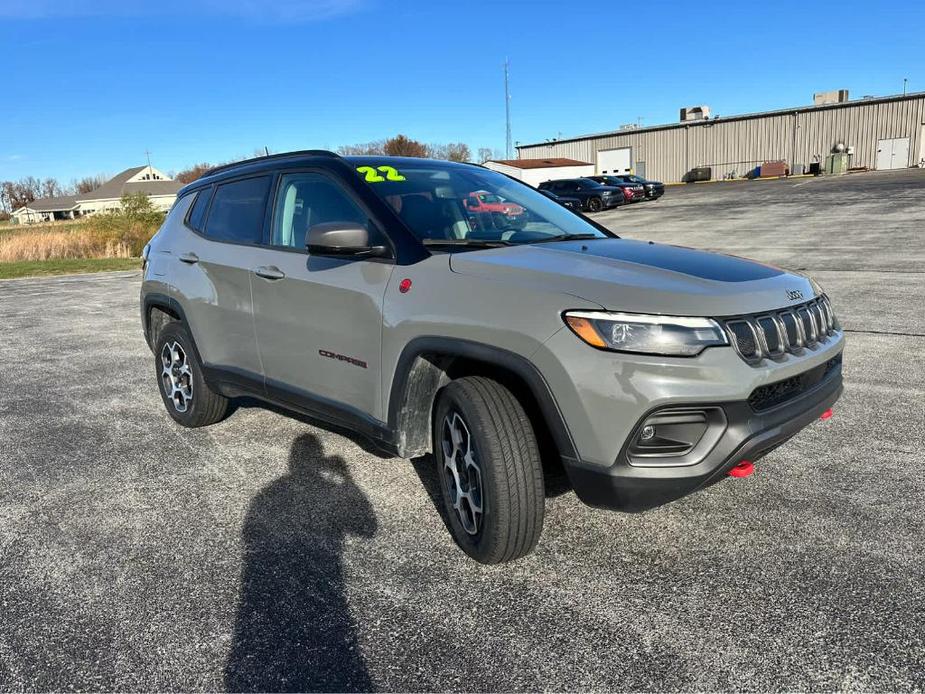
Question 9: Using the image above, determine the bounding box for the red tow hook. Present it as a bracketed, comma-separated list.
[820, 408, 833, 421]
[728, 460, 754, 478]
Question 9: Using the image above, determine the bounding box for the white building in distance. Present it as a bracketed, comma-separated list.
[482, 158, 595, 187]
[11, 165, 182, 224]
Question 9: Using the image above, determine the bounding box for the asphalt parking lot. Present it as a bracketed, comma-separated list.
[1, 169, 924, 691]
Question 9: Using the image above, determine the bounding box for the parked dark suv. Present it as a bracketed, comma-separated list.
[592, 174, 665, 201]
[587, 175, 645, 202]
[539, 188, 583, 212]
[537, 178, 624, 212]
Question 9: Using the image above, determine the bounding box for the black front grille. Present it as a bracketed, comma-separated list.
[727, 321, 758, 358]
[748, 354, 843, 411]
[757, 316, 782, 354]
[723, 295, 839, 364]
[780, 312, 800, 346]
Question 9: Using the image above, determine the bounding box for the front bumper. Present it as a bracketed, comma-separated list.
[563, 358, 843, 512]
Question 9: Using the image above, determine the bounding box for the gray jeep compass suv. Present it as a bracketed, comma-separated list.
[141, 150, 844, 563]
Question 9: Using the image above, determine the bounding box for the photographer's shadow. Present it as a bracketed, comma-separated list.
[225, 433, 377, 692]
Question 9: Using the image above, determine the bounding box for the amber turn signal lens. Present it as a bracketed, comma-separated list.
[564, 315, 607, 348]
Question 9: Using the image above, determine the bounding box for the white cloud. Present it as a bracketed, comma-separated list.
[0, 0, 367, 22]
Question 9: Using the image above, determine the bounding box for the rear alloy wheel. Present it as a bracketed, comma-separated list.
[154, 322, 229, 427]
[587, 197, 603, 213]
[161, 341, 194, 413]
[433, 377, 544, 563]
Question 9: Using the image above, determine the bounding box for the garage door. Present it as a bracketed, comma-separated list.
[875, 138, 910, 170]
[596, 147, 632, 174]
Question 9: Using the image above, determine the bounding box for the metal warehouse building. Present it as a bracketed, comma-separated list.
[517, 92, 925, 184]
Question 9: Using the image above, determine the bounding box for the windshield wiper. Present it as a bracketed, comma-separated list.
[526, 233, 604, 244]
[422, 238, 512, 248]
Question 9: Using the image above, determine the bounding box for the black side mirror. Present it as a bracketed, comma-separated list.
[306, 221, 388, 258]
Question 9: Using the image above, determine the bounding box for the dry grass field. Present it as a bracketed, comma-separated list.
[0, 195, 162, 273]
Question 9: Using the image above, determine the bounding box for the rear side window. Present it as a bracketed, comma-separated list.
[203, 176, 271, 244]
[186, 188, 212, 232]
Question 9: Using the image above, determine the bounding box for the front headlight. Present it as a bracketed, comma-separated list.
[563, 311, 729, 356]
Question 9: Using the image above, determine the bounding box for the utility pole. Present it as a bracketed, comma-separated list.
[504, 58, 513, 159]
[903, 78, 908, 96]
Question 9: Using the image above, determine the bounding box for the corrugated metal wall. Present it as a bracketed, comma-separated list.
[517, 96, 925, 183]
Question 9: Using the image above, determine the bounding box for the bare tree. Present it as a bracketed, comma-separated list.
[41, 178, 65, 198]
[0, 178, 41, 211]
[337, 140, 386, 156]
[72, 174, 108, 195]
[443, 143, 470, 162]
[428, 143, 472, 161]
[383, 135, 428, 158]
[477, 147, 495, 163]
[176, 163, 213, 184]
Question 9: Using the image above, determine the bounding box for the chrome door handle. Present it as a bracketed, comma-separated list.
[178, 252, 199, 264]
[254, 265, 285, 280]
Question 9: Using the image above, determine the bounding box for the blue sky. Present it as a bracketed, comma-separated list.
[2, 0, 923, 183]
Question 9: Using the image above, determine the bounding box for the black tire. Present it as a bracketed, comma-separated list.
[433, 376, 544, 563]
[587, 197, 603, 213]
[154, 321, 230, 428]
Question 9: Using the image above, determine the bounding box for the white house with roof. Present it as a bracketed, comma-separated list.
[11, 165, 182, 224]
[482, 158, 595, 187]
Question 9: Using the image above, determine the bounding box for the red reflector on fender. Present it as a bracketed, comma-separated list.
[729, 461, 754, 478]
[820, 408, 833, 421]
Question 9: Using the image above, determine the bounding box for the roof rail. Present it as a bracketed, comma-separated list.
[202, 149, 341, 178]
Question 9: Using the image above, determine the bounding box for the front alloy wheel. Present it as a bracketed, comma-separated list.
[433, 377, 545, 563]
[441, 411, 483, 535]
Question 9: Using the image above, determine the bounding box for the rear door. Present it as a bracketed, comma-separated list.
[249, 170, 393, 420]
[170, 176, 270, 377]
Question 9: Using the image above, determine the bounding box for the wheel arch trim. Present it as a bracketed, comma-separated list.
[387, 336, 579, 461]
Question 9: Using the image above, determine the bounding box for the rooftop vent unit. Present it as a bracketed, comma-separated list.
[619, 123, 639, 131]
[813, 89, 849, 105]
[680, 105, 711, 122]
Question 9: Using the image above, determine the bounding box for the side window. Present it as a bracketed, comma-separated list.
[271, 172, 368, 249]
[186, 187, 212, 232]
[203, 176, 271, 244]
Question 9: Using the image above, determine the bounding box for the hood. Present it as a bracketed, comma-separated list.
[448, 238, 815, 317]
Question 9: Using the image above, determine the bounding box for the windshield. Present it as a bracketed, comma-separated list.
[352, 160, 612, 245]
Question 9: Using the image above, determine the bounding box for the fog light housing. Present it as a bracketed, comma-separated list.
[626, 407, 727, 467]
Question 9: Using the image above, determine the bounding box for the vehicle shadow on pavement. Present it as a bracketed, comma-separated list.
[233, 397, 393, 459]
[224, 433, 377, 692]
